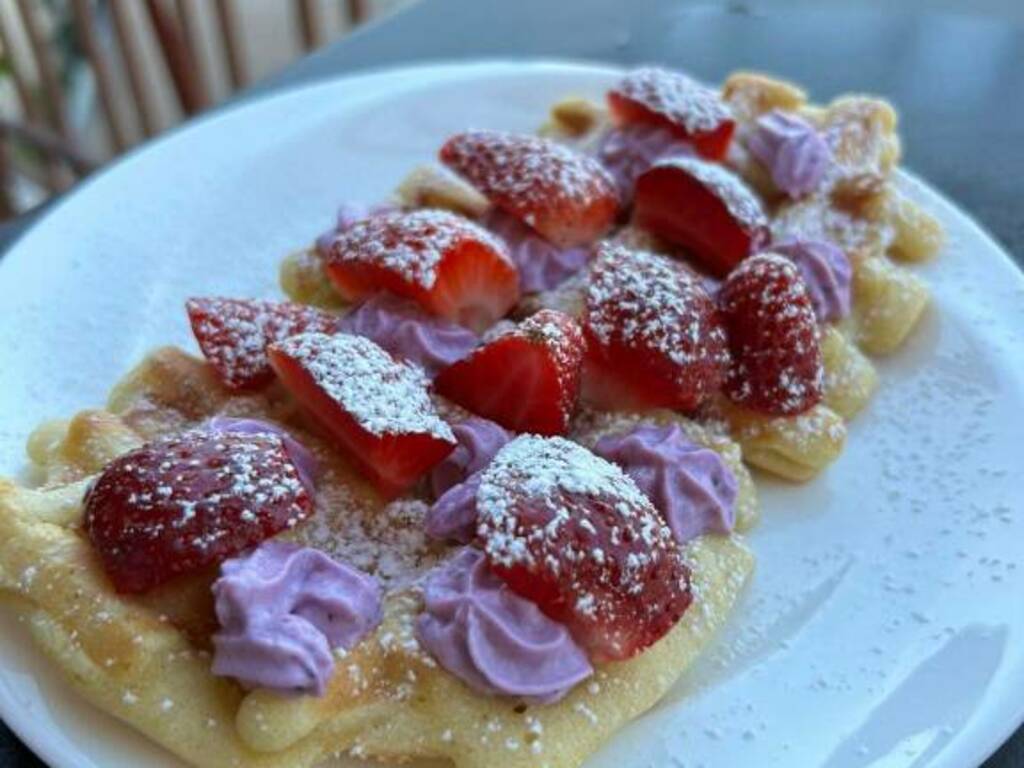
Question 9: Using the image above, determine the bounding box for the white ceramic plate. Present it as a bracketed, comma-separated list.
[0, 62, 1023, 768]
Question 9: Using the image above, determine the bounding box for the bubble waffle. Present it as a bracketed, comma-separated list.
[0, 66, 942, 768]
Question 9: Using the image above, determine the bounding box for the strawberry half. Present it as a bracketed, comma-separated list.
[268, 332, 456, 498]
[440, 130, 619, 248]
[608, 67, 735, 160]
[477, 435, 692, 662]
[718, 253, 824, 415]
[186, 297, 337, 390]
[634, 156, 769, 277]
[583, 244, 729, 412]
[84, 430, 313, 594]
[435, 309, 585, 436]
[325, 209, 519, 334]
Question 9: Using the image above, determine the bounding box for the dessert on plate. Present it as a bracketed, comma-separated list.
[0, 65, 941, 768]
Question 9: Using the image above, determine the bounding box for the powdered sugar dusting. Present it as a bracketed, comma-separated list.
[612, 67, 732, 135]
[652, 156, 768, 235]
[272, 332, 455, 441]
[326, 209, 510, 290]
[289, 492, 444, 591]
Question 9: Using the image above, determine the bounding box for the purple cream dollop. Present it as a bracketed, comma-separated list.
[429, 417, 512, 499]
[426, 471, 482, 544]
[747, 110, 832, 198]
[416, 548, 592, 703]
[773, 238, 853, 323]
[593, 424, 737, 544]
[594, 122, 696, 202]
[211, 540, 382, 696]
[484, 209, 591, 293]
[337, 293, 479, 377]
[204, 416, 320, 497]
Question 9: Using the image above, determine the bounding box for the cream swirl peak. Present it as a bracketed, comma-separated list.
[415, 548, 592, 703]
[338, 293, 479, 378]
[772, 238, 853, 323]
[593, 423, 737, 544]
[211, 541, 382, 696]
[747, 110, 832, 198]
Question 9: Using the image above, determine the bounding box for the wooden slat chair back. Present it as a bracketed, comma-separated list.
[0, 0, 372, 217]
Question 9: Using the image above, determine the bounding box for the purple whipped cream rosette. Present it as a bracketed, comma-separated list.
[593, 423, 737, 544]
[337, 293, 479, 378]
[204, 416, 320, 498]
[429, 416, 512, 499]
[747, 110, 832, 199]
[593, 122, 696, 202]
[415, 548, 592, 703]
[772, 238, 853, 323]
[484, 209, 592, 293]
[211, 541, 382, 696]
[425, 471, 482, 544]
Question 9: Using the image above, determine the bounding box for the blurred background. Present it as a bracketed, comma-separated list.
[0, 0, 407, 220]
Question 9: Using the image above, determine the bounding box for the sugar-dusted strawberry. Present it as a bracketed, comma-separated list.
[186, 297, 337, 390]
[435, 309, 584, 436]
[719, 252, 824, 415]
[608, 67, 735, 160]
[477, 435, 692, 662]
[583, 243, 729, 412]
[84, 430, 313, 594]
[440, 130, 619, 248]
[268, 332, 456, 498]
[634, 156, 769, 277]
[324, 209, 519, 334]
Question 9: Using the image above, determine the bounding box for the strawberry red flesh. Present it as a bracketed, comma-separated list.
[187, 297, 337, 391]
[719, 253, 824, 415]
[583, 244, 729, 412]
[440, 130, 619, 249]
[435, 309, 585, 436]
[633, 157, 769, 277]
[477, 435, 692, 662]
[325, 209, 519, 334]
[608, 67, 735, 160]
[84, 430, 313, 594]
[268, 332, 456, 498]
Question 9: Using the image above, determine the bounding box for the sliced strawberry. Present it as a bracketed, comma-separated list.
[324, 209, 519, 334]
[84, 430, 313, 594]
[608, 67, 735, 160]
[268, 332, 456, 498]
[435, 309, 584, 436]
[477, 435, 692, 662]
[186, 297, 337, 391]
[718, 253, 824, 415]
[634, 156, 769, 277]
[583, 244, 729, 412]
[440, 130, 619, 248]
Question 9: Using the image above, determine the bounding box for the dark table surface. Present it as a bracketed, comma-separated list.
[0, 0, 1021, 765]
